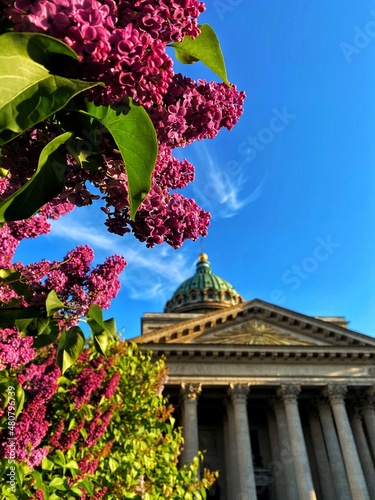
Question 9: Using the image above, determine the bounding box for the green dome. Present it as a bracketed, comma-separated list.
[164, 254, 243, 313]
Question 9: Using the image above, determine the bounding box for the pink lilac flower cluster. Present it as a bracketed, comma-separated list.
[0, 348, 61, 469]
[49, 420, 85, 452]
[87, 255, 126, 308]
[96, 146, 210, 247]
[1, 0, 245, 251]
[153, 145, 195, 190]
[74, 458, 108, 499]
[0, 131, 75, 265]
[101, 371, 120, 399]
[85, 404, 115, 446]
[78, 453, 100, 476]
[3, 0, 204, 106]
[70, 362, 107, 409]
[131, 191, 210, 248]
[28, 447, 50, 469]
[0, 351, 59, 466]
[80, 485, 107, 500]
[0, 346, 119, 476]
[148, 74, 246, 148]
[0, 244, 126, 321]
[0, 328, 36, 370]
[19, 362, 60, 401]
[0, 394, 49, 464]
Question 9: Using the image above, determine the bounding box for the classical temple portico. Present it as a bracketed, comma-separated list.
[166, 380, 375, 500]
[173, 380, 375, 500]
[133, 254, 375, 499]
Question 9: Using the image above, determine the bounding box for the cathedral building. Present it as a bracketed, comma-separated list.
[132, 254, 375, 500]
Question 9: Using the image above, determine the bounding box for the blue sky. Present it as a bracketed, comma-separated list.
[15, 1, 375, 338]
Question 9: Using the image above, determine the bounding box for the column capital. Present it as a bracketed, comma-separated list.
[277, 384, 301, 402]
[181, 383, 201, 402]
[324, 384, 347, 404]
[228, 383, 249, 404]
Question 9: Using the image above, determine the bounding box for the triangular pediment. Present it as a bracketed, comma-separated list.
[135, 299, 375, 348]
[191, 318, 315, 346]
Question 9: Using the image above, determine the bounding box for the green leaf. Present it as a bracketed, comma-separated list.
[0, 269, 31, 301]
[108, 457, 119, 473]
[86, 304, 113, 355]
[67, 418, 76, 431]
[171, 24, 229, 84]
[14, 463, 24, 489]
[36, 316, 50, 335]
[60, 111, 103, 170]
[65, 460, 79, 471]
[31, 470, 44, 490]
[104, 317, 118, 339]
[86, 304, 104, 331]
[46, 290, 66, 316]
[3, 379, 25, 418]
[87, 305, 107, 355]
[93, 331, 108, 356]
[15, 381, 25, 418]
[0, 32, 102, 145]
[57, 327, 85, 374]
[0, 306, 43, 328]
[53, 449, 66, 467]
[32, 321, 59, 348]
[76, 479, 94, 496]
[68, 141, 102, 170]
[15, 317, 35, 334]
[41, 457, 55, 471]
[14, 316, 49, 337]
[0, 132, 72, 224]
[70, 486, 84, 496]
[49, 478, 64, 488]
[86, 99, 158, 219]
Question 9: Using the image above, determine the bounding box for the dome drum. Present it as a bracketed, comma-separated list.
[164, 254, 244, 314]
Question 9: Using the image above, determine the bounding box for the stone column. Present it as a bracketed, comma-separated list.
[326, 384, 370, 500]
[277, 385, 316, 500]
[228, 384, 257, 500]
[350, 409, 375, 498]
[308, 409, 336, 500]
[180, 383, 201, 466]
[362, 386, 375, 460]
[266, 409, 287, 500]
[317, 398, 351, 499]
[224, 399, 240, 500]
[272, 397, 298, 500]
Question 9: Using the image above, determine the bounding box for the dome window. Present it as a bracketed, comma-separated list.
[207, 290, 215, 299]
[224, 292, 230, 301]
[175, 294, 183, 305]
[191, 293, 197, 300]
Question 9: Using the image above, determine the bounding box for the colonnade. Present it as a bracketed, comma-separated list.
[179, 383, 375, 500]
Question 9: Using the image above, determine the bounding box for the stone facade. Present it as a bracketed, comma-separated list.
[133, 297, 375, 500]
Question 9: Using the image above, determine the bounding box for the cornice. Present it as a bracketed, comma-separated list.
[133, 299, 375, 347]
[141, 343, 375, 364]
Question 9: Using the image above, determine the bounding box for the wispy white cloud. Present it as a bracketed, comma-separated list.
[49, 216, 195, 301]
[50, 219, 115, 251]
[192, 142, 264, 218]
